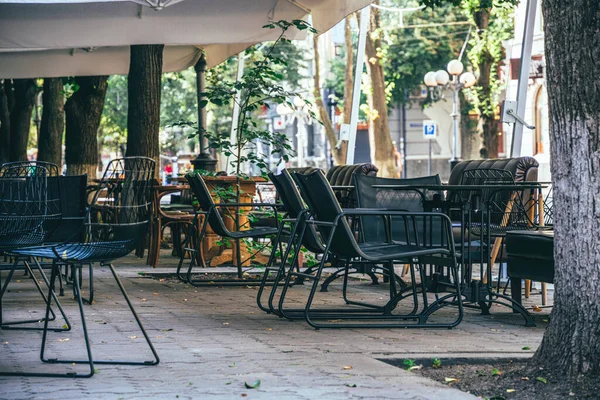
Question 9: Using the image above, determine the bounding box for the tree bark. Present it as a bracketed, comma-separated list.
[530, 0, 600, 378]
[9, 79, 37, 162]
[38, 78, 65, 167]
[126, 44, 163, 179]
[0, 81, 11, 164]
[65, 76, 108, 177]
[365, 3, 396, 177]
[313, 35, 346, 165]
[473, 8, 499, 159]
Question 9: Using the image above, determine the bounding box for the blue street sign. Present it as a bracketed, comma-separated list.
[423, 120, 437, 139]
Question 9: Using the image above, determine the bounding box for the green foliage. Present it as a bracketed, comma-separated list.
[462, 0, 515, 118]
[432, 358, 442, 368]
[383, 1, 467, 105]
[196, 20, 318, 180]
[403, 359, 416, 370]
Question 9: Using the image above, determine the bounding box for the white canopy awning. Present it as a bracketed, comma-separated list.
[0, 0, 371, 78]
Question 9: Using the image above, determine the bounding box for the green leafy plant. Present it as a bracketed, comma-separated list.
[403, 359, 416, 370]
[432, 358, 442, 369]
[197, 19, 318, 182]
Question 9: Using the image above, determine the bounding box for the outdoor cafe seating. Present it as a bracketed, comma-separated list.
[0, 157, 159, 378]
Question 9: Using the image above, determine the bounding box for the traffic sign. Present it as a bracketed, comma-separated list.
[423, 120, 437, 139]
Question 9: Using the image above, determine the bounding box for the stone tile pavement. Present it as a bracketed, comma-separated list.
[0, 254, 551, 399]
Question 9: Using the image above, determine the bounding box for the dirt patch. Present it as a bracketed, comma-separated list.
[382, 358, 599, 400]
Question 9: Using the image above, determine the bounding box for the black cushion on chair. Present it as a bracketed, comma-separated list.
[506, 230, 554, 283]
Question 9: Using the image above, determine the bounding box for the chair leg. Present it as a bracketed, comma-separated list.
[0, 262, 92, 378]
[541, 282, 548, 305]
[35, 263, 159, 372]
[1, 258, 71, 332]
[524, 279, 531, 298]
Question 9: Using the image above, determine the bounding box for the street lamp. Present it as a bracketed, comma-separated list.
[276, 98, 312, 167]
[424, 59, 476, 169]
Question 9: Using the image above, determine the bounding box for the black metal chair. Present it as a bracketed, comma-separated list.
[3, 157, 159, 378]
[176, 172, 281, 286]
[0, 161, 68, 332]
[458, 168, 537, 326]
[45, 175, 93, 302]
[256, 170, 327, 317]
[282, 170, 463, 329]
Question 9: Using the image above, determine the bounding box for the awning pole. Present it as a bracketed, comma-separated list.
[345, 6, 370, 165]
[510, 0, 537, 157]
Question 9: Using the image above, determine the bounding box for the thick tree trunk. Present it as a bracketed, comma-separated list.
[0, 81, 11, 164]
[365, 3, 396, 177]
[530, 0, 600, 378]
[126, 44, 163, 178]
[473, 8, 499, 159]
[9, 79, 37, 162]
[65, 76, 108, 177]
[313, 35, 346, 165]
[38, 78, 65, 167]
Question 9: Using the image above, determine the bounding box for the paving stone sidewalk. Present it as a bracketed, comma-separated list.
[0, 254, 551, 399]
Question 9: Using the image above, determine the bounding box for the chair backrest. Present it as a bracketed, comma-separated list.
[291, 170, 361, 259]
[448, 157, 539, 185]
[46, 175, 88, 243]
[0, 161, 61, 248]
[88, 157, 154, 253]
[354, 174, 443, 245]
[268, 170, 323, 253]
[326, 163, 378, 208]
[184, 172, 230, 237]
[459, 168, 532, 232]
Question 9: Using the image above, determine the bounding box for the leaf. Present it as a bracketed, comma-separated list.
[522, 346, 531, 350]
[532, 305, 542, 312]
[345, 383, 357, 388]
[343, 366, 353, 370]
[492, 368, 502, 376]
[536, 377, 547, 384]
[506, 389, 516, 393]
[244, 379, 261, 389]
[444, 377, 458, 383]
[199, 99, 209, 109]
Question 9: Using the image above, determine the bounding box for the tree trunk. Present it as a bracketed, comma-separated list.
[473, 8, 499, 159]
[65, 76, 108, 177]
[343, 15, 354, 128]
[530, 0, 600, 378]
[365, 3, 396, 177]
[313, 35, 346, 165]
[0, 81, 11, 164]
[38, 78, 65, 167]
[9, 79, 37, 162]
[126, 44, 163, 178]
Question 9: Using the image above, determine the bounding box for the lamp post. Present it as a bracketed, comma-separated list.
[191, 53, 217, 172]
[276, 98, 312, 168]
[424, 59, 476, 170]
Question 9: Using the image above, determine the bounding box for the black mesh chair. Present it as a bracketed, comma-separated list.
[284, 170, 463, 329]
[3, 157, 159, 378]
[176, 172, 281, 286]
[0, 161, 68, 331]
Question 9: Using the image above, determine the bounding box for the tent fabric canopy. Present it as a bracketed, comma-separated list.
[0, 0, 371, 78]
